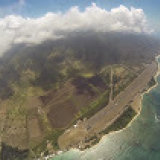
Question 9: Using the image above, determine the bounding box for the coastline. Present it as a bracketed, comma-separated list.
[71, 54, 159, 156]
[100, 54, 160, 141]
[91, 54, 160, 148]
[44, 55, 160, 160]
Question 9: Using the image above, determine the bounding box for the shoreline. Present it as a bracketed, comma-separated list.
[44, 55, 160, 160]
[95, 55, 160, 146]
[86, 54, 160, 151]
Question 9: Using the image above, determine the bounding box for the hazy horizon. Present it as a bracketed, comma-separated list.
[0, 0, 160, 56]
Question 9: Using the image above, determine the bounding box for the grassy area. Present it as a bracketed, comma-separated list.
[76, 90, 110, 120]
[37, 87, 110, 154]
[83, 106, 136, 149]
[1, 143, 29, 160]
[113, 72, 137, 99]
[148, 76, 156, 87]
[0, 64, 140, 158]
[7, 81, 44, 120]
[100, 106, 136, 135]
[32, 129, 64, 157]
[80, 72, 94, 78]
[111, 64, 143, 99]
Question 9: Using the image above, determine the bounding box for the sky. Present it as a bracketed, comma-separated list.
[0, 0, 159, 56]
[0, 0, 159, 27]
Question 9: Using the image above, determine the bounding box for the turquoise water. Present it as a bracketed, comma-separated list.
[51, 58, 160, 160]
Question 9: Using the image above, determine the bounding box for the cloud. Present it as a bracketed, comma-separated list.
[18, 0, 25, 6]
[0, 3, 152, 56]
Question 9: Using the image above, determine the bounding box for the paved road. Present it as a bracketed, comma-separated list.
[86, 62, 158, 134]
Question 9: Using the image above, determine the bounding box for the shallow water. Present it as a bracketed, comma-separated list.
[51, 58, 160, 160]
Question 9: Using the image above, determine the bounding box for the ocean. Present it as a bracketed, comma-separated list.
[50, 57, 160, 160]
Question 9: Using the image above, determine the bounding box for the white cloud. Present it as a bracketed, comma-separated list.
[18, 0, 25, 6]
[0, 3, 152, 56]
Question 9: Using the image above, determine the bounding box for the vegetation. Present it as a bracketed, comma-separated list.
[112, 66, 138, 99]
[0, 32, 159, 159]
[83, 106, 136, 149]
[100, 106, 136, 135]
[0, 32, 158, 100]
[32, 129, 64, 156]
[0, 143, 29, 160]
[148, 77, 156, 87]
[76, 90, 110, 120]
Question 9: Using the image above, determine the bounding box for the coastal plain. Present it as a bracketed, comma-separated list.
[58, 61, 158, 150]
[0, 32, 159, 159]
